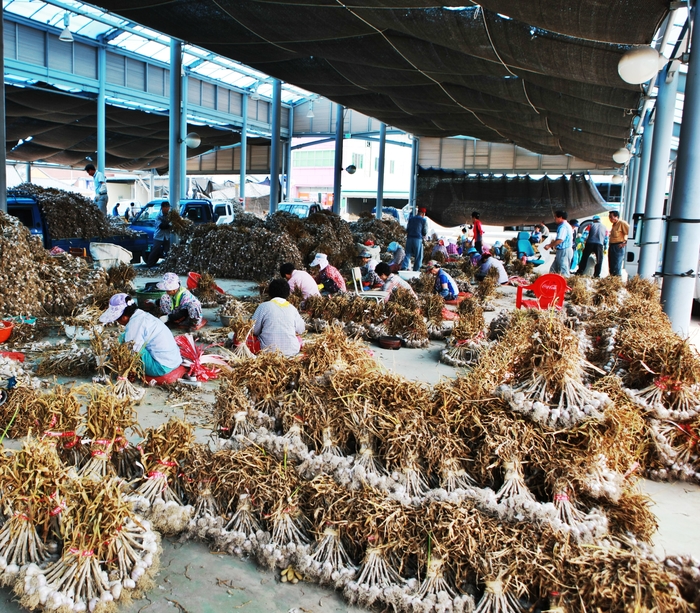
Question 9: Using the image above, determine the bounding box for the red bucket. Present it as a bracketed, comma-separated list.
[0, 321, 14, 344]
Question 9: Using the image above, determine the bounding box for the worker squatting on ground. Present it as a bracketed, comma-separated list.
[426, 260, 459, 300]
[310, 253, 347, 295]
[251, 279, 306, 357]
[386, 242, 407, 273]
[476, 248, 509, 284]
[280, 262, 321, 301]
[358, 251, 383, 288]
[374, 262, 417, 302]
[156, 272, 204, 331]
[99, 293, 182, 378]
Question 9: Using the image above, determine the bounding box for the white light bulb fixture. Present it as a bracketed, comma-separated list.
[612, 148, 631, 164]
[250, 83, 261, 101]
[611, 174, 624, 184]
[618, 46, 664, 84]
[180, 132, 201, 148]
[59, 12, 74, 43]
[306, 101, 315, 118]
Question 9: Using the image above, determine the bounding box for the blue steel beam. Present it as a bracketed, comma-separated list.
[240, 94, 248, 205]
[376, 123, 386, 220]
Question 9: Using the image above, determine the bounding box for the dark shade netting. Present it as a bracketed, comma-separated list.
[417, 168, 607, 226]
[3, 85, 262, 171]
[87, 0, 666, 167]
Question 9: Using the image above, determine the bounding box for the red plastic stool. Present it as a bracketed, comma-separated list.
[144, 364, 188, 386]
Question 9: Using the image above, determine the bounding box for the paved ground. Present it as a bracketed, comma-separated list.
[1, 275, 699, 613]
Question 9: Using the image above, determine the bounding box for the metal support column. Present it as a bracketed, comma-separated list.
[25, 162, 31, 184]
[285, 106, 293, 200]
[168, 39, 183, 207]
[269, 79, 281, 214]
[409, 137, 420, 214]
[333, 104, 344, 215]
[661, 2, 700, 333]
[0, 10, 5, 212]
[240, 95, 248, 208]
[97, 44, 106, 189]
[626, 154, 639, 225]
[634, 117, 654, 234]
[180, 70, 188, 198]
[638, 63, 680, 278]
[375, 123, 386, 220]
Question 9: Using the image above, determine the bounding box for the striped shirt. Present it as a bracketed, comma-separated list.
[382, 273, 417, 302]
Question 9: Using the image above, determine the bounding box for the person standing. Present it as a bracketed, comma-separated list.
[405, 207, 428, 271]
[85, 164, 108, 214]
[471, 211, 484, 253]
[543, 210, 573, 277]
[576, 216, 608, 278]
[608, 210, 629, 277]
[146, 202, 172, 268]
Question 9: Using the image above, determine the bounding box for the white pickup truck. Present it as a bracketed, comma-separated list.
[213, 201, 235, 225]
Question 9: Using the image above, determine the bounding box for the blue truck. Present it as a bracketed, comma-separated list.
[7, 194, 149, 264]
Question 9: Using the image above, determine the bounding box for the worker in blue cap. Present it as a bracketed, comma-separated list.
[466, 246, 480, 267]
[386, 241, 407, 273]
[576, 215, 608, 278]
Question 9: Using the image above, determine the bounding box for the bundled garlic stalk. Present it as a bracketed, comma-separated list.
[551, 484, 608, 542]
[107, 340, 146, 402]
[344, 540, 407, 608]
[580, 454, 625, 502]
[496, 313, 609, 429]
[128, 418, 195, 535]
[472, 578, 523, 613]
[78, 387, 139, 481]
[647, 418, 700, 483]
[441, 299, 488, 368]
[181, 446, 225, 541]
[21, 478, 160, 613]
[407, 555, 474, 613]
[494, 458, 538, 515]
[0, 439, 68, 585]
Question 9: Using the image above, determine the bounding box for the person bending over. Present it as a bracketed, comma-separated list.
[99, 293, 181, 378]
[475, 250, 508, 284]
[280, 262, 321, 301]
[426, 260, 459, 300]
[386, 242, 407, 273]
[374, 262, 418, 302]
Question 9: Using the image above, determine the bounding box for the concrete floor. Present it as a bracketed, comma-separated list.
[1, 274, 699, 612]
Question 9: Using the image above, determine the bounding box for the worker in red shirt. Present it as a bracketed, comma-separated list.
[471, 211, 484, 253]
